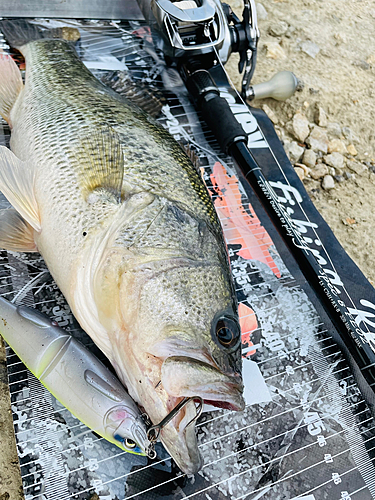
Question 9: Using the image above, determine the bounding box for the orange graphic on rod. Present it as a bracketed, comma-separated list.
[210, 162, 280, 277]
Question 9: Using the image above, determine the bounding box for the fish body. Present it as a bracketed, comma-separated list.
[0, 296, 152, 456]
[0, 25, 244, 473]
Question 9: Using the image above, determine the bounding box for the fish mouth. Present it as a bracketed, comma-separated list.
[161, 355, 245, 413]
[157, 355, 245, 474]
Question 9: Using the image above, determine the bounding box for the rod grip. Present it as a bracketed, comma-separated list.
[200, 93, 247, 153]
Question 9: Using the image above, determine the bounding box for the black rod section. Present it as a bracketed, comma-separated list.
[229, 141, 375, 387]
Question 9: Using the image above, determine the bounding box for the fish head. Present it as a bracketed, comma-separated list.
[111, 258, 245, 473]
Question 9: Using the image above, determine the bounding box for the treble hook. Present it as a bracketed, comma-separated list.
[147, 396, 203, 443]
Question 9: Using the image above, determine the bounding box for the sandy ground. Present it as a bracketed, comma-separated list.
[1, 1, 375, 498]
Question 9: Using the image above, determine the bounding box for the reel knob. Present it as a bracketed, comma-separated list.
[247, 71, 298, 101]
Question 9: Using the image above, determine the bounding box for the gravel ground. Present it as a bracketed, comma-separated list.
[1, 1, 375, 498]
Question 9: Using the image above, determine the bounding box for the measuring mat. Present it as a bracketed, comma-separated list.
[2, 19, 375, 500]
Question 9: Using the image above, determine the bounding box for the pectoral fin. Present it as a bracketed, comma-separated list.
[0, 209, 37, 252]
[0, 53, 23, 123]
[0, 146, 41, 231]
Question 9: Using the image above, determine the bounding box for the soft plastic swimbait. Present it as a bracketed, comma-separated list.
[0, 295, 155, 458]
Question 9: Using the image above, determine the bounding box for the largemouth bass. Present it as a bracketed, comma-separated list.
[0, 22, 245, 474]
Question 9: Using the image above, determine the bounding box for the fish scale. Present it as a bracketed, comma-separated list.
[0, 24, 244, 475]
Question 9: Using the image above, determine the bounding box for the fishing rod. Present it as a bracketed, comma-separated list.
[136, 0, 375, 393]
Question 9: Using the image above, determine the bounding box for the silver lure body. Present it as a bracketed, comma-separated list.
[0, 296, 152, 457]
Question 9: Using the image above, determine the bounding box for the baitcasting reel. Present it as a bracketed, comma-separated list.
[137, 0, 297, 101]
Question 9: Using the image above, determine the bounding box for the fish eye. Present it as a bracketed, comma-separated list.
[215, 316, 240, 349]
[124, 438, 136, 449]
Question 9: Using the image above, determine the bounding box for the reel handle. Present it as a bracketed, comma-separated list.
[247, 71, 298, 101]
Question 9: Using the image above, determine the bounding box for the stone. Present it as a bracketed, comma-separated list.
[342, 126, 359, 143]
[347, 144, 358, 156]
[294, 166, 305, 181]
[353, 60, 370, 70]
[262, 104, 279, 124]
[295, 163, 311, 176]
[327, 122, 342, 139]
[334, 175, 345, 183]
[306, 126, 329, 153]
[284, 141, 305, 163]
[269, 21, 288, 37]
[302, 149, 317, 168]
[285, 25, 296, 38]
[347, 160, 367, 176]
[328, 139, 347, 154]
[315, 106, 328, 127]
[310, 163, 329, 180]
[256, 3, 268, 20]
[323, 152, 345, 172]
[344, 171, 353, 180]
[322, 175, 335, 190]
[300, 41, 320, 58]
[265, 42, 287, 60]
[292, 112, 310, 142]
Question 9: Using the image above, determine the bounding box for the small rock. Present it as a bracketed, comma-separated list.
[306, 126, 329, 154]
[342, 126, 359, 143]
[347, 144, 358, 156]
[292, 112, 310, 142]
[300, 41, 320, 58]
[269, 21, 288, 37]
[344, 171, 353, 180]
[295, 162, 311, 176]
[285, 25, 296, 38]
[294, 166, 305, 181]
[262, 104, 279, 124]
[302, 149, 317, 168]
[324, 152, 345, 172]
[310, 163, 329, 180]
[265, 42, 287, 60]
[328, 139, 347, 154]
[342, 217, 356, 226]
[334, 174, 344, 183]
[347, 160, 367, 176]
[256, 3, 268, 20]
[353, 60, 370, 70]
[284, 141, 305, 163]
[315, 106, 328, 127]
[322, 175, 335, 190]
[327, 122, 342, 139]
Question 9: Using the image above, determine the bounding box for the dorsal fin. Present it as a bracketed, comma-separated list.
[179, 142, 201, 173]
[77, 127, 124, 202]
[102, 71, 165, 118]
